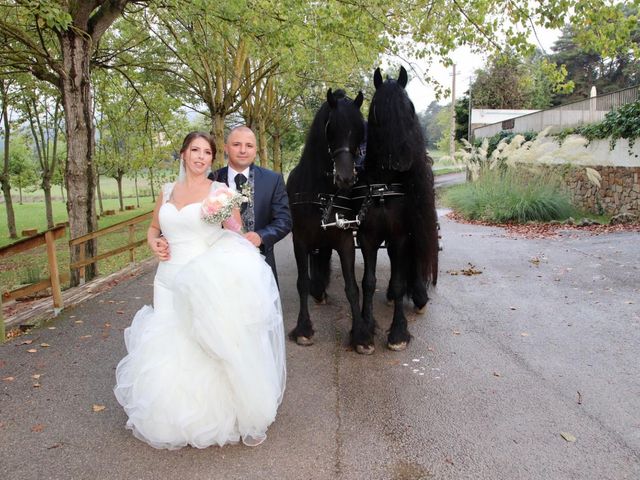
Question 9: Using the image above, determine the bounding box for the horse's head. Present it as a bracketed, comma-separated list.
[368, 66, 424, 172]
[324, 88, 365, 189]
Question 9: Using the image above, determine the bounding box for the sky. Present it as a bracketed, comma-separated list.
[403, 27, 562, 113]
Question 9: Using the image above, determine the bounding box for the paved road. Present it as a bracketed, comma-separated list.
[1, 213, 639, 479]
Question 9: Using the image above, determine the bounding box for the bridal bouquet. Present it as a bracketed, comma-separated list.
[201, 185, 245, 226]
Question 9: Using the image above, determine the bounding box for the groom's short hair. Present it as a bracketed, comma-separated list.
[225, 125, 255, 142]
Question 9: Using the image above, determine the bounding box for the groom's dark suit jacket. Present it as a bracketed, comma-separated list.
[210, 164, 291, 282]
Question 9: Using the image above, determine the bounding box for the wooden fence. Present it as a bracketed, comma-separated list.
[1, 211, 153, 342]
[69, 211, 152, 284]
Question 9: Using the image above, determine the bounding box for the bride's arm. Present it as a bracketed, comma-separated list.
[147, 192, 170, 261]
[222, 207, 243, 233]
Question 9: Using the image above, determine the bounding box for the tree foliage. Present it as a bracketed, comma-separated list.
[550, 4, 640, 104]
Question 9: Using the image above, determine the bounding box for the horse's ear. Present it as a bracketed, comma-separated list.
[373, 68, 383, 89]
[354, 91, 364, 109]
[398, 66, 408, 88]
[327, 88, 338, 108]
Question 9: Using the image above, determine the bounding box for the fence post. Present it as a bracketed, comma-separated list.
[128, 224, 135, 264]
[0, 298, 5, 343]
[45, 230, 63, 314]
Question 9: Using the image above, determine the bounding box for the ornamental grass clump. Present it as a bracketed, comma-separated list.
[445, 167, 574, 223]
[447, 129, 576, 223]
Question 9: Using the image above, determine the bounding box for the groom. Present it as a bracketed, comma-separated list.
[209, 125, 291, 283]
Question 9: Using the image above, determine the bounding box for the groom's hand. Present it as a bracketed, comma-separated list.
[150, 237, 170, 261]
[244, 231, 262, 247]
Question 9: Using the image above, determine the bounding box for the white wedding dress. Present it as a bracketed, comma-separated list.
[114, 182, 286, 449]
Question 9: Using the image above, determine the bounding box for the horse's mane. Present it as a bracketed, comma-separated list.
[293, 90, 357, 191]
[366, 80, 425, 172]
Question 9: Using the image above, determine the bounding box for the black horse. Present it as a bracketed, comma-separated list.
[287, 89, 365, 347]
[352, 66, 439, 353]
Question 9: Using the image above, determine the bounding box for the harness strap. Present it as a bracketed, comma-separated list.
[290, 192, 353, 211]
[350, 183, 405, 201]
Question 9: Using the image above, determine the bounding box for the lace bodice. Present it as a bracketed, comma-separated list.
[158, 181, 226, 265]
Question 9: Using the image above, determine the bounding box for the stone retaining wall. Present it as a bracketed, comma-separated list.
[558, 165, 640, 215]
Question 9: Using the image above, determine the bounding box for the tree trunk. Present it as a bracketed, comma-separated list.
[149, 167, 156, 202]
[134, 173, 140, 207]
[272, 133, 282, 173]
[0, 180, 17, 239]
[96, 173, 103, 215]
[257, 117, 268, 168]
[1, 90, 17, 239]
[213, 113, 225, 170]
[116, 173, 124, 211]
[42, 176, 54, 229]
[60, 30, 98, 285]
[18, 186, 23, 204]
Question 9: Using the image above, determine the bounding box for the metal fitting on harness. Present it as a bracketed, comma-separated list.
[321, 213, 361, 230]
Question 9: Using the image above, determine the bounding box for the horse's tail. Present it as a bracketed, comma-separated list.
[407, 157, 439, 287]
[309, 248, 332, 302]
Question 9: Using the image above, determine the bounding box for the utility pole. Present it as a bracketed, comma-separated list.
[467, 76, 473, 142]
[449, 64, 456, 160]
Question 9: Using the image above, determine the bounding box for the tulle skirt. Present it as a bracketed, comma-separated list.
[114, 232, 286, 449]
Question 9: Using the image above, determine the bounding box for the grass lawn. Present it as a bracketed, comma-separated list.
[0, 197, 155, 296]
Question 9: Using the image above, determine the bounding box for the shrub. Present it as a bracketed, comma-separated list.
[444, 167, 574, 223]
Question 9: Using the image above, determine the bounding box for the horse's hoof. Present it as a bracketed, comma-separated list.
[414, 304, 427, 314]
[296, 336, 314, 346]
[356, 344, 375, 355]
[313, 294, 327, 305]
[387, 341, 407, 351]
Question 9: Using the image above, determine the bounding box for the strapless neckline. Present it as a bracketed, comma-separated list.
[164, 202, 201, 213]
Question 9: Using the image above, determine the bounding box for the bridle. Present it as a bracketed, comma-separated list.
[324, 116, 355, 180]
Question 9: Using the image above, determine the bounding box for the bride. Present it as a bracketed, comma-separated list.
[114, 132, 286, 449]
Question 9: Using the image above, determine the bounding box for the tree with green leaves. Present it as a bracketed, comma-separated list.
[470, 49, 572, 109]
[19, 80, 64, 229]
[9, 133, 38, 205]
[0, 0, 146, 284]
[0, 77, 18, 238]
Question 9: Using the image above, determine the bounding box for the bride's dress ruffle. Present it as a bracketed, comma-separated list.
[114, 183, 285, 449]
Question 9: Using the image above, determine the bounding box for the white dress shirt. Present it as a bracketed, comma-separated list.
[228, 166, 251, 193]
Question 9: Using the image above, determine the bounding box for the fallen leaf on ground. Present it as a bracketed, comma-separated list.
[19, 340, 33, 345]
[521, 332, 530, 337]
[447, 263, 483, 276]
[79, 335, 92, 339]
[31, 374, 41, 379]
[452, 330, 461, 335]
[47, 443, 63, 449]
[40, 343, 50, 348]
[116, 310, 125, 314]
[32, 383, 41, 388]
[560, 432, 576, 442]
[74, 320, 83, 324]
[92, 404, 106, 412]
[26, 349, 37, 353]
[104, 323, 111, 328]
[2, 376, 15, 382]
[509, 306, 517, 310]
[493, 372, 501, 377]
[31, 424, 45, 432]
[47, 327, 56, 330]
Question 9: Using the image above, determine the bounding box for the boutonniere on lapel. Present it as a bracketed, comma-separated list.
[239, 182, 253, 206]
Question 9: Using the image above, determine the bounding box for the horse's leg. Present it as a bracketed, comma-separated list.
[386, 239, 411, 350]
[359, 233, 379, 354]
[288, 236, 314, 346]
[336, 236, 372, 355]
[310, 247, 331, 304]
